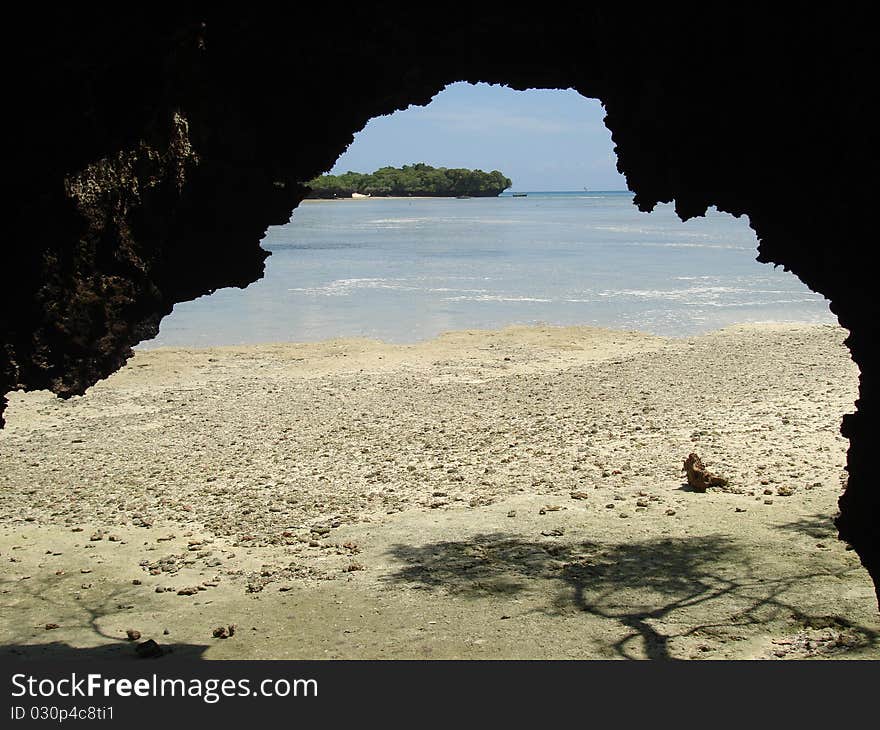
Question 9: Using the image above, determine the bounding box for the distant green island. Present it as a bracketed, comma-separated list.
[306, 163, 512, 198]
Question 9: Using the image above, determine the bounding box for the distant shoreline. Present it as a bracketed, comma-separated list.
[302, 191, 633, 202]
[302, 195, 442, 202]
[136, 321, 837, 352]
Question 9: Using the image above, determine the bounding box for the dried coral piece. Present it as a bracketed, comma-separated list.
[683, 452, 728, 492]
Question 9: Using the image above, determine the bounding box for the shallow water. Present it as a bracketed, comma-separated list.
[144, 192, 835, 347]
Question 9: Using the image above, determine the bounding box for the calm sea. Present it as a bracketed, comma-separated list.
[143, 192, 835, 347]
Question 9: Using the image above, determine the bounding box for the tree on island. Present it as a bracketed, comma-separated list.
[306, 163, 512, 198]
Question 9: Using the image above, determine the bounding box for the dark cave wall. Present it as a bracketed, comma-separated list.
[2, 7, 877, 603]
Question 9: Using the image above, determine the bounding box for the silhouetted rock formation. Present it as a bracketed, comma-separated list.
[2, 7, 877, 606]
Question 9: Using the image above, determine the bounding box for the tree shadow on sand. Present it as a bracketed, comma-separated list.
[383, 533, 877, 659]
[0, 574, 208, 660]
[3, 641, 209, 661]
[774, 513, 839, 542]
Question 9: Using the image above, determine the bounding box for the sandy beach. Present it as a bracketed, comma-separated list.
[1, 323, 877, 659]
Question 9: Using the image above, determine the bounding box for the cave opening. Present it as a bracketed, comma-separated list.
[2, 79, 875, 659]
[144, 84, 835, 348]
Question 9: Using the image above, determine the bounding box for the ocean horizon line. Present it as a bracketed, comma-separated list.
[502, 189, 632, 194]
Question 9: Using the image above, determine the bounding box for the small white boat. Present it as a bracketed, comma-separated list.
[351, 192, 371, 199]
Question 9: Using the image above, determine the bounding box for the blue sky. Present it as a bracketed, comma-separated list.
[329, 82, 629, 191]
